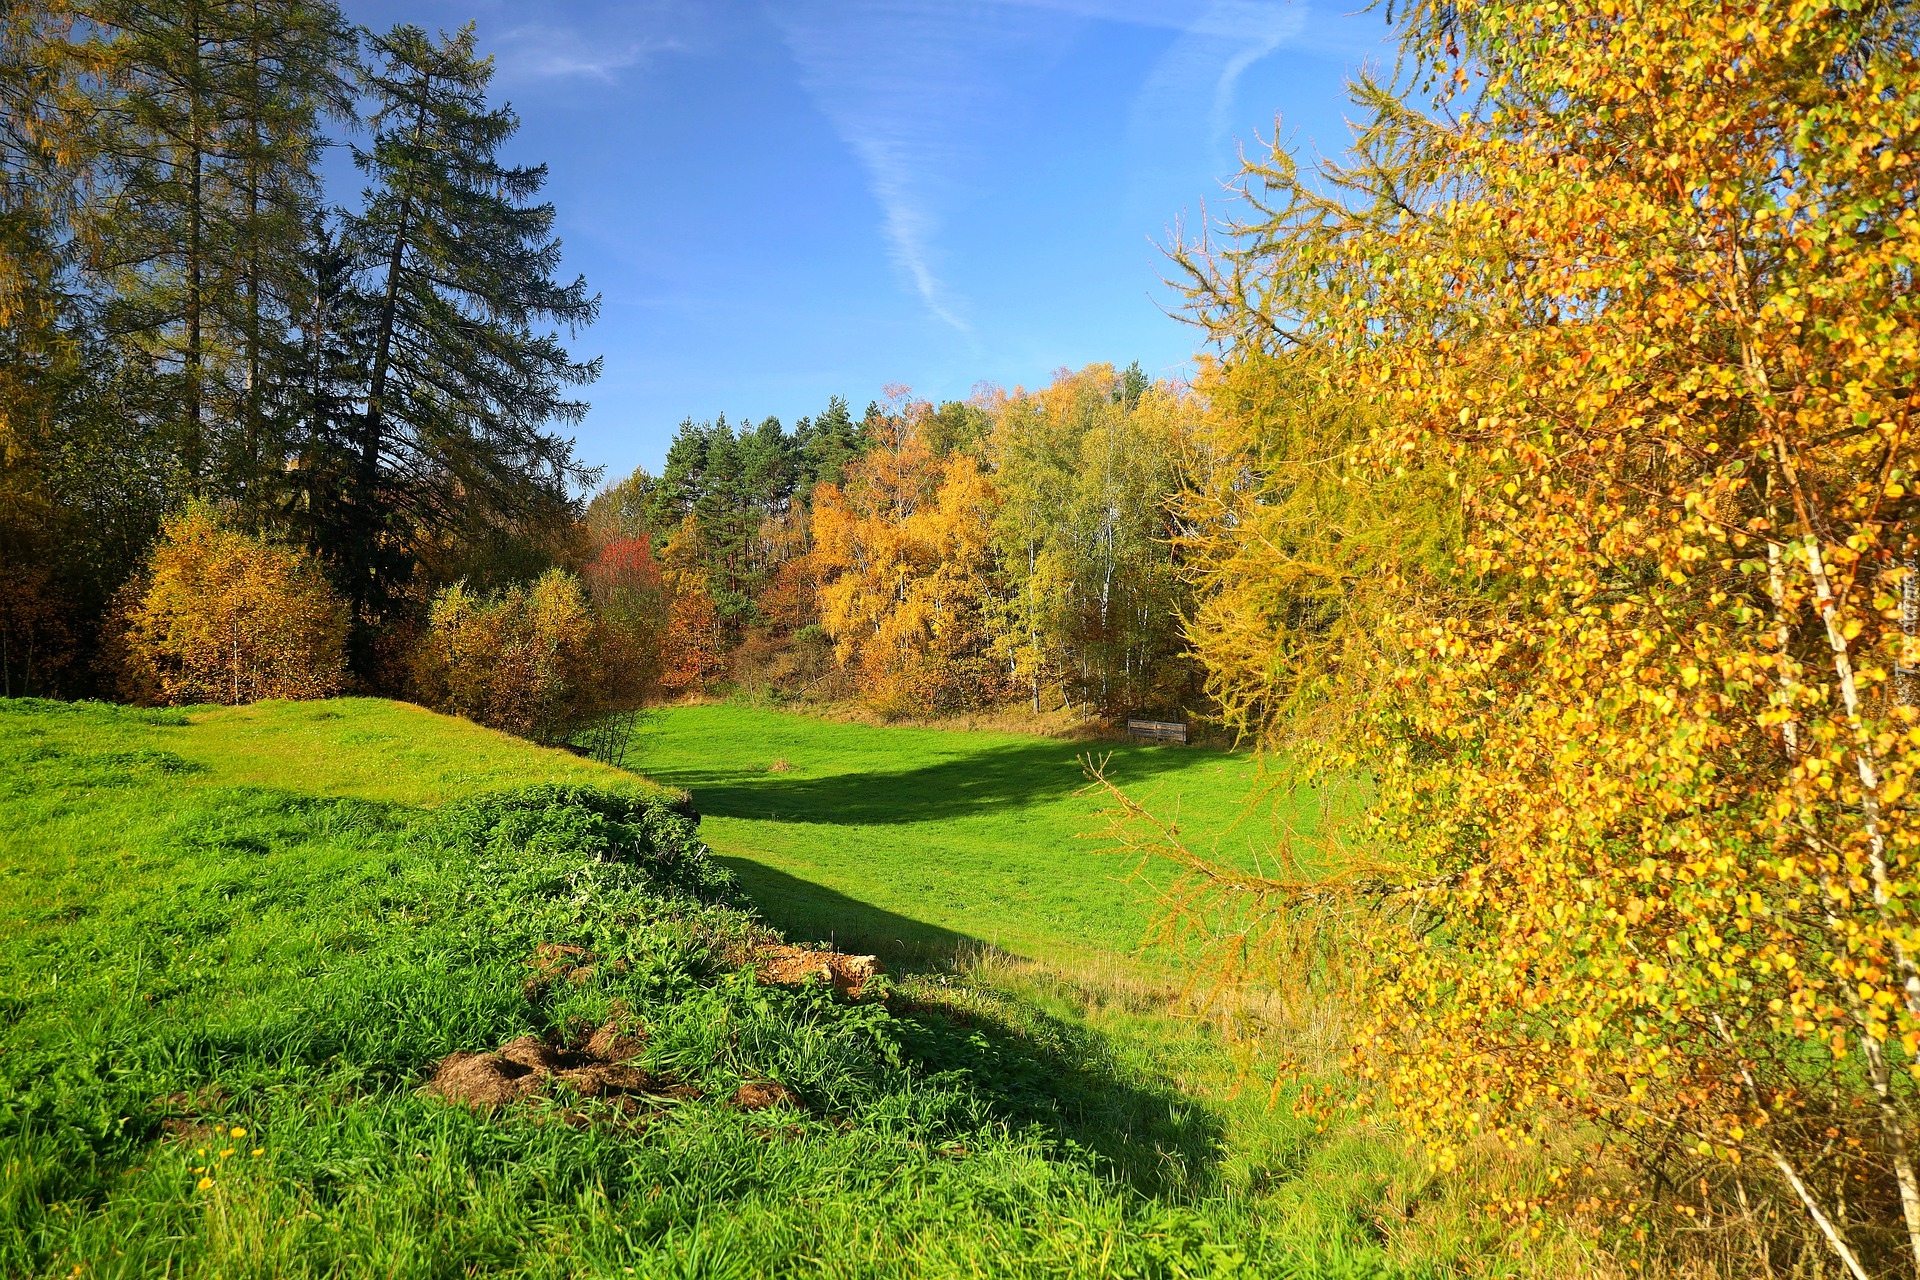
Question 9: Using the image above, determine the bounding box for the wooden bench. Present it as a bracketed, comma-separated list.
[1125, 718, 1187, 744]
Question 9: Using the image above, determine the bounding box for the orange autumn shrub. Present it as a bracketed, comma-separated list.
[657, 572, 725, 694]
[654, 516, 727, 694]
[412, 569, 642, 744]
[117, 503, 348, 705]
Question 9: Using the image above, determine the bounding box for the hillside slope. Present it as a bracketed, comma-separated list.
[0, 698, 1431, 1279]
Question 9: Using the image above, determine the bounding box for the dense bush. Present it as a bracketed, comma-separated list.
[113, 503, 349, 705]
[581, 533, 669, 693]
[433, 784, 733, 903]
[411, 569, 651, 745]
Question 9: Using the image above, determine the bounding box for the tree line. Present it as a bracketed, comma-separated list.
[585, 365, 1202, 721]
[1, 2, 597, 695]
[0, 3, 1210, 730]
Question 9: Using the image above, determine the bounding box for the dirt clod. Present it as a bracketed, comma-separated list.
[584, 1021, 647, 1063]
[730, 1079, 800, 1112]
[426, 1017, 690, 1114]
[152, 1086, 231, 1143]
[756, 945, 881, 999]
[429, 1051, 540, 1108]
[526, 943, 596, 994]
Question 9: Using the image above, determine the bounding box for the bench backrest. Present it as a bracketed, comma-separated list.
[1125, 718, 1187, 744]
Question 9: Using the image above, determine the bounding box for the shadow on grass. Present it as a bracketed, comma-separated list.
[720, 858, 1223, 1199]
[650, 739, 1203, 826]
[892, 987, 1227, 1201]
[718, 857, 1013, 972]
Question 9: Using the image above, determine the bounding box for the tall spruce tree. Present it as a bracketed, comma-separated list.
[344, 22, 599, 648]
[226, 0, 353, 512]
[284, 213, 366, 559]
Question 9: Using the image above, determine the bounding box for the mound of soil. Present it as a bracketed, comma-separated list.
[729, 1079, 801, 1112]
[427, 1020, 806, 1122]
[427, 1019, 695, 1113]
[756, 945, 881, 999]
[525, 942, 599, 995]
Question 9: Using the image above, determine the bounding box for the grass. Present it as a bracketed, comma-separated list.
[626, 704, 1329, 972]
[0, 696, 1559, 1278]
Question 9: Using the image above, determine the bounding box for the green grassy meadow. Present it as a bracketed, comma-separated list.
[0, 697, 1545, 1278]
[627, 705, 1309, 972]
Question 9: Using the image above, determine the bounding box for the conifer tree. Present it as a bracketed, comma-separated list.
[225, 0, 353, 510]
[284, 214, 366, 559]
[72, 0, 352, 491]
[344, 22, 600, 643]
[795, 395, 861, 492]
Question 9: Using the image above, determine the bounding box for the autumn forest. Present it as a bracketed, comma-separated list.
[6, 0, 1920, 1276]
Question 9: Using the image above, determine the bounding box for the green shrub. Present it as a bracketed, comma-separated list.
[431, 783, 734, 904]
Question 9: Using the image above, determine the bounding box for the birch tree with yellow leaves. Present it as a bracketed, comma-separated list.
[1168, 0, 1920, 1270]
[810, 405, 1007, 715]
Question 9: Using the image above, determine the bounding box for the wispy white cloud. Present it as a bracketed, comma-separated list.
[488, 23, 680, 82]
[1125, 0, 1302, 218]
[774, 0, 1300, 332]
[773, 2, 1060, 336]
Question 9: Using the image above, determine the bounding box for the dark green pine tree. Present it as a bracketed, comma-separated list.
[283, 213, 367, 560]
[345, 22, 600, 650]
[224, 0, 355, 515]
[737, 414, 797, 513]
[795, 394, 861, 492]
[642, 412, 800, 639]
[646, 416, 713, 538]
[693, 423, 750, 626]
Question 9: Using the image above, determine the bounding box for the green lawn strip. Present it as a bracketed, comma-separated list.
[161, 698, 656, 807]
[0, 698, 1445, 1279]
[626, 704, 1336, 974]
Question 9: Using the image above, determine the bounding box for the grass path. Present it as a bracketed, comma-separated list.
[630, 705, 1310, 972]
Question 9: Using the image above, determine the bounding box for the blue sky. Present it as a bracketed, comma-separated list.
[339, 0, 1398, 481]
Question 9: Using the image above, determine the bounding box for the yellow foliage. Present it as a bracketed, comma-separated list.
[810, 416, 1008, 715]
[655, 516, 727, 693]
[412, 569, 636, 743]
[1175, 0, 1920, 1268]
[117, 503, 347, 705]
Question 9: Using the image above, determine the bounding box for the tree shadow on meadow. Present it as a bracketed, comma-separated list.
[717, 857, 1012, 972]
[717, 860, 1227, 1199]
[889, 981, 1229, 1201]
[648, 738, 1203, 826]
